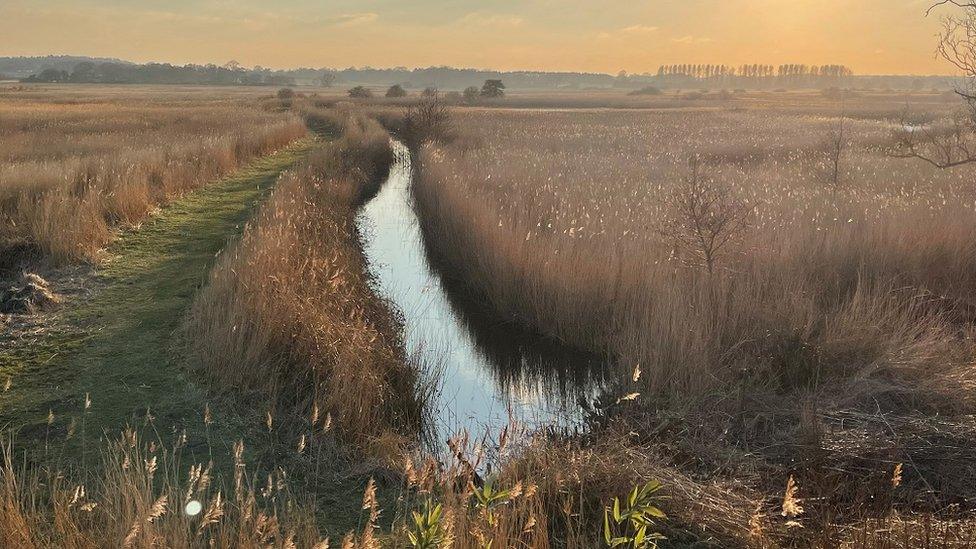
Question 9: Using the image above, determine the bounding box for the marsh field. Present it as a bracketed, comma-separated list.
[1, 84, 976, 548]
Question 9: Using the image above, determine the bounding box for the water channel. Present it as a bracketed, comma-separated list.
[358, 141, 612, 440]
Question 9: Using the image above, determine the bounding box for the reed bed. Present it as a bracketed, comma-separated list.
[415, 107, 976, 395]
[186, 110, 430, 454]
[3, 96, 974, 546]
[2, 404, 972, 548]
[0, 425, 328, 548]
[0, 91, 306, 264]
[407, 100, 976, 542]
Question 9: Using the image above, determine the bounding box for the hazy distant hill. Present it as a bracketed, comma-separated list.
[0, 55, 132, 78]
[0, 55, 962, 91]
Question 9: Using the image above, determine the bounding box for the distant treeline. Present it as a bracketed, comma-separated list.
[0, 55, 130, 77]
[2, 55, 963, 91]
[20, 61, 305, 86]
[16, 60, 618, 89]
[652, 63, 854, 85]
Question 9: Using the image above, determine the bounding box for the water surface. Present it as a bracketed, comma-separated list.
[358, 141, 610, 439]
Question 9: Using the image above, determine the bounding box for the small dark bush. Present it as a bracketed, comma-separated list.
[628, 86, 662, 96]
[386, 84, 407, 98]
[348, 86, 373, 99]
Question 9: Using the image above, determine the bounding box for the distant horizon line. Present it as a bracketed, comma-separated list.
[0, 52, 963, 79]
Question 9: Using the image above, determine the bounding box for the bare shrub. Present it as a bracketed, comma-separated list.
[894, 1, 976, 167]
[660, 155, 754, 273]
[823, 117, 849, 192]
[403, 95, 454, 145]
[894, 109, 976, 168]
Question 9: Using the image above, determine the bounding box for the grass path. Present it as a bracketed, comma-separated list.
[1, 135, 385, 535]
[0, 138, 315, 453]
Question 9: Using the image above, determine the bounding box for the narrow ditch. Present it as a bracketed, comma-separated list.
[358, 140, 611, 439]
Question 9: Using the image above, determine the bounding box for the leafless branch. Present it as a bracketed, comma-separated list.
[927, 1, 976, 17]
[823, 117, 849, 191]
[892, 109, 976, 168]
[897, 2, 976, 167]
[661, 156, 755, 274]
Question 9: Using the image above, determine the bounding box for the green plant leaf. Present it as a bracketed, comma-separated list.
[645, 505, 666, 519]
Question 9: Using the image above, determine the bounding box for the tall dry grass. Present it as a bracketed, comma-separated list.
[186, 110, 428, 454]
[2, 411, 972, 548]
[406, 103, 976, 539]
[0, 423, 329, 548]
[0, 92, 306, 264]
[347, 418, 973, 548]
[413, 108, 974, 397]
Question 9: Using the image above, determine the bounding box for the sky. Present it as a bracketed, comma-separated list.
[0, 0, 964, 75]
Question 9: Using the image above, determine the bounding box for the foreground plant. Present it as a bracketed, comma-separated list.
[472, 480, 515, 528]
[406, 500, 450, 548]
[603, 481, 667, 549]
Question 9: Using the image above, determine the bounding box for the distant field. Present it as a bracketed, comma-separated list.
[318, 85, 960, 113]
[431, 98, 971, 245]
[0, 85, 305, 262]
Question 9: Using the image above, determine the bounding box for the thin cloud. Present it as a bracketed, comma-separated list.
[457, 12, 524, 28]
[672, 35, 714, 44]
[621, 24, 659, 34]
[596, 24, 659, 41]
[329, 13, 379, 28]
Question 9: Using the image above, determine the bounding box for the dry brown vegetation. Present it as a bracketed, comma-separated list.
[406, 97, 976, 544]
[0, 88, 306, 264]
[0, 426, 328, 548]
[0, 99, 429, 548]
[5, 84, 976, 547]
[186, 107, 430, 454]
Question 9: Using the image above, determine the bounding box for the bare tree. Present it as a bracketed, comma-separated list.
[895, 1, 976, 167]
[824, 117, 849, 192]
[662, 156, 754, 274]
